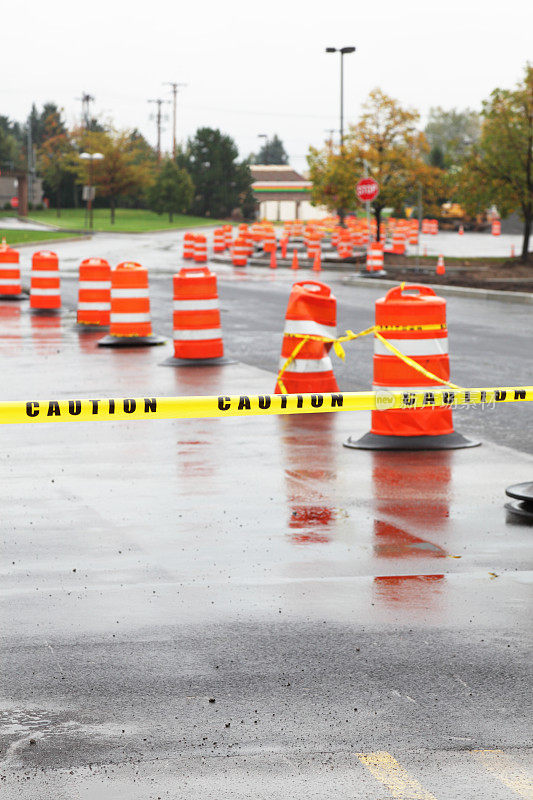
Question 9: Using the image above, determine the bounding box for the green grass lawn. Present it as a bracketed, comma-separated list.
[0, 229, 86, 246]
[23, 208, 224, 233]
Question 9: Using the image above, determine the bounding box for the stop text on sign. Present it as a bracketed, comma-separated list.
[356, 178, 379, 203]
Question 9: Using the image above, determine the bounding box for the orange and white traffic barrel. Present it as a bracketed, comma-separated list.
[337, 231, 352, 259]
[430, 219, 439, 235]
[275, 280, 339, 394]
[193, 234, 208, 263]
[366, 242, 385, 273]
[0, 240, 23, 299]
[98, 262, 164, 347]
[183, 232, 195, 260]
[344, 284, 478, 450]
[231, 237, 248, 267]
[391, 230, 406, 254]
[223, 225, 233, 249]
[491, 219, 501, 236]
[306, 234, 321, 262]
[30, 250, 61, 311]
[163, 266, 230, 365]
[242, 230, 254, 256]
[213, 228, 226, 253]
[77, 258, 111, 326]
[262, 227, 277, 254]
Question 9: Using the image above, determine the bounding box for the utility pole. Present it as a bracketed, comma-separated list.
[163, 82, 187, 158]
[148, 98, 170, 161]
[77, 92, 95, 129]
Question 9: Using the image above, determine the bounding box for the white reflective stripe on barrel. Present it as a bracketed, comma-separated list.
[174, 328, 222, 340]
[374, 337, 448, 357]
[110, 313, 151, 323]
[280, 356, 333, 373]
[78, 302, 110, 311]
[79, 281, 111, 290]
[111, 288, 149, 299]
[283, 320, 336, 338]
[30, 288, 60, 295]
[31, 270, 60, 278]
[0, 266, 19, 273]
[173, 299, 219, 311]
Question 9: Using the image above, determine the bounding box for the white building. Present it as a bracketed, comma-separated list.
[251, 165, 328, 221]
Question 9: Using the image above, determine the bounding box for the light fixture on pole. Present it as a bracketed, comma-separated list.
[325, 46, 355, 150]
[79, 152, 104, 230]
[257, 133, 268, 162]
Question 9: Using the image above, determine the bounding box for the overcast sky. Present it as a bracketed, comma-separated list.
[3, 0, 532, 171]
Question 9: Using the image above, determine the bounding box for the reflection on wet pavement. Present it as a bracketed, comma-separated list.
[280, 414, 338, 545]
[371, 450, 452, 609]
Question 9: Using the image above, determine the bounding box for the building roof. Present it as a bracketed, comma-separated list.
[250, 165, 312, 198]
[250, 165, 308, 183]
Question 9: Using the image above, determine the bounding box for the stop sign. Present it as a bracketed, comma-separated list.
[356, 178, 379, 203]
[10, 197, 19, 209]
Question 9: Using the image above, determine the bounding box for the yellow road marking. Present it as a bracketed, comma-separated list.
[472, 750, 533, 799]
[357, 752, 438, 800]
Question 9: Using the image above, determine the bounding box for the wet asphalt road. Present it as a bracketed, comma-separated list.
[1, 229, 532, 798]
[42, 228, 533, 454]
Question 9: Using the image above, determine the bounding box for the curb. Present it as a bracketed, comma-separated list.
[342, 275, 533, 304]
[22, 217, 224, 236]
[13, 235, 93, 248]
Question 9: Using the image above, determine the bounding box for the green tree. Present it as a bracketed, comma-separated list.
[27, 103, 66, 148]
[147, 158, 194, 222]
[255, 134, 289, 164]
[39, 133, 78, 217]
[458, 65, 533, 260]
[308, 89, 444, 234]
[425, 107, 480, 170]
[179, 128, 253, 217]
[0, 122, 22, 170]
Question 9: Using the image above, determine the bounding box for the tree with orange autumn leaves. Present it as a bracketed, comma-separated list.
[308, 89, 444, 236]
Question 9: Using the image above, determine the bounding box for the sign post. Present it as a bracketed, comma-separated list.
[356, 176, 379, 243]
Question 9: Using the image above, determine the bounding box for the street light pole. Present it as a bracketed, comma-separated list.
[325, 46, 355, 221]
[326, 46, 355, 151]
[79, 152, 104, 230]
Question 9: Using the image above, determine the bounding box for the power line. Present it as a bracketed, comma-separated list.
[180, 103, 338, 120]
[163, 82, 187, 158]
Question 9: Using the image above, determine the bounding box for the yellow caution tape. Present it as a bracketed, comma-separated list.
[276, 323, 455, 394]
[0, 387, 531, 424]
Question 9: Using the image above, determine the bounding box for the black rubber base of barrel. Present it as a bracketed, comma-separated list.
[98, 334, 166, 348]
[343, 430, 481, 451]
[505, 482, 533, 503]
[159, 355, 236, 367]
[30, 307, 61, 315]
[357, 270, 387, 278]
[0, 293, 26, 301]
[505, 500, 533, 522]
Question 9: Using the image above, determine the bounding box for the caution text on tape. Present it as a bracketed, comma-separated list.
[0, 386, 531, 424]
